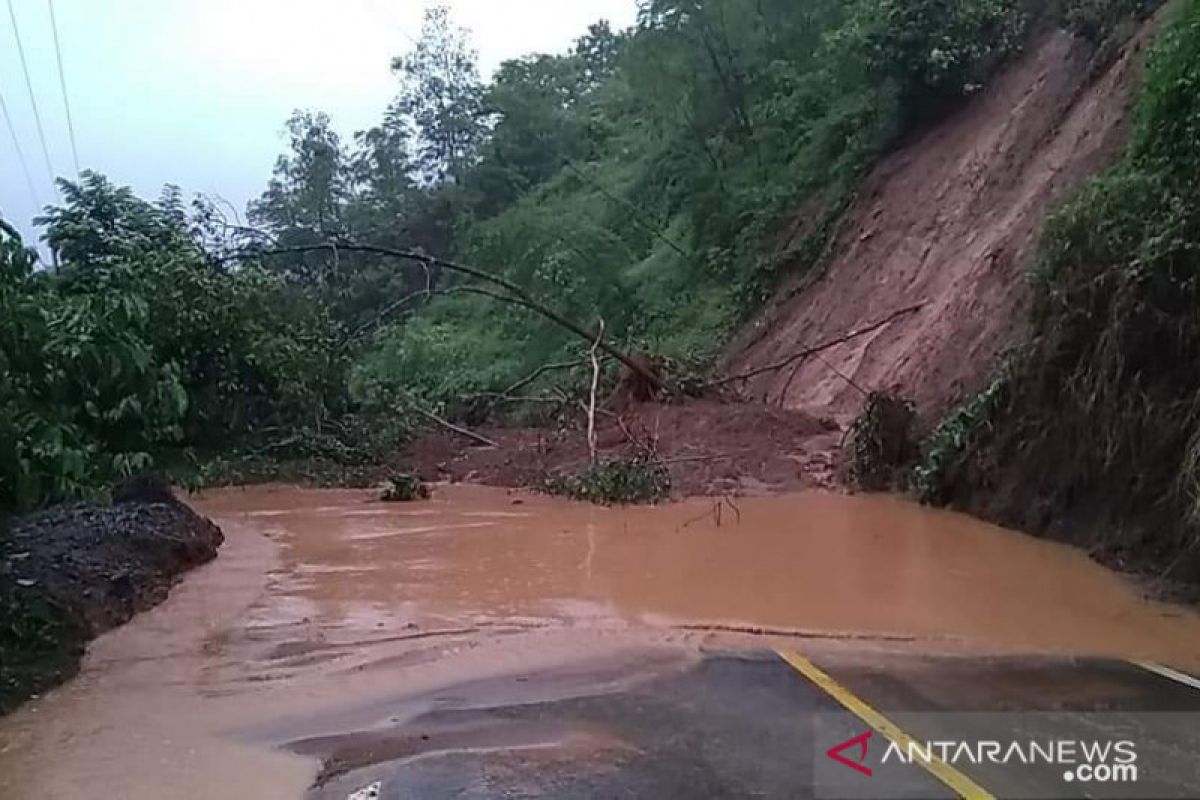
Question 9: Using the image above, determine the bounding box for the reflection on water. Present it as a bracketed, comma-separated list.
[1, 483, 1198, 800]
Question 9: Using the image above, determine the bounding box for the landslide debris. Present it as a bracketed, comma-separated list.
[0, 494, 223, 714]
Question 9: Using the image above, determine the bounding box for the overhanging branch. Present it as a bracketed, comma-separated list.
[227, 242, 665, 392]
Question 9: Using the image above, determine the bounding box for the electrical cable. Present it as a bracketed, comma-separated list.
[6, 0, 59, 193]
[47, 0, 80, 175]
[0, 83, 41, 207]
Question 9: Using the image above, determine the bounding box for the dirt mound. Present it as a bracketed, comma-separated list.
[404, 400, 840, 496]
[1, 498, 224, 713]
[726, 23, 1156, 423]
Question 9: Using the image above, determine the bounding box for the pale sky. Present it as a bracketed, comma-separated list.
[0, 0, 637, 245]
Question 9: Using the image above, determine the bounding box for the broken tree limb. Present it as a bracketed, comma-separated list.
[230, 242, 665, 394]
[812, 351, 870, 397]
[779, 350, 869, 405]
[462, 393, 567, 406]
[707, 303, 924, 389]
[233, 242, 528, 298]
[656, 453, 738, 465]
[432, 285, 665, 395]
[501, 360, 586, 398]
[340, 288, 432, 349]
[339, 286, 519, 351]
[588, 320, 606, 466]
[411, 406, 498, 449]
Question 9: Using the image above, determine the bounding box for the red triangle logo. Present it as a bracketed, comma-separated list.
[827, 730, 874, 776]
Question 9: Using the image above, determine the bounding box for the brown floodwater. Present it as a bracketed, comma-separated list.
[2, 484, 1199, 799]
[195, 484, 1200, 656]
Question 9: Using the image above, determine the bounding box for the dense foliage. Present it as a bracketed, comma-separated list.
[0, 176, 343, 512]
[249, 0, 1029, 411]
[929, 0, 1200, 578]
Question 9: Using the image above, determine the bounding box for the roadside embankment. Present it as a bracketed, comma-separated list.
[0, 494, 223, 714]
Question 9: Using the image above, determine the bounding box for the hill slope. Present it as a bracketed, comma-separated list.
[726, 19, 1160, 422]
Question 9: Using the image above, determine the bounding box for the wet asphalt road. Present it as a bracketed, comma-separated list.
[302, 651, 1200, 800]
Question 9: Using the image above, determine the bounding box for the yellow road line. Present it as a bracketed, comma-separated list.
[777, 649, 995, 800]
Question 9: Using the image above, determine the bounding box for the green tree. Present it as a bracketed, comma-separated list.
[1, 215, 188, 511]
[391, 5, 487, 184]
[835, 0, 1026, 120]
[38, 172, 181, 268]
[249, 111, 350, 254]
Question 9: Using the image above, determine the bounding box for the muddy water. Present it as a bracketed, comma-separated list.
[2, 484, 1199, 799]
[196, 484, 1200, 656]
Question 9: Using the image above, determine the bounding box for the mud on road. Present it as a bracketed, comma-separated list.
[403, 399, 843, 495]
[2, 484, 1200, 799]
[0, 497, 223, 714]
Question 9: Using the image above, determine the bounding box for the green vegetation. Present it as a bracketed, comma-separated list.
[930, 0, 1200, 577]
[543, 458, 672, 505]
[1063, 0, 1159, 41]
[843, 392, 917, 492]
[911, 365, 1010, 503]
[381, 473, 431, 502]
[251, 0, 1030, 413]
[0, 179, 348, 512]
[4, 1, 1100, 514]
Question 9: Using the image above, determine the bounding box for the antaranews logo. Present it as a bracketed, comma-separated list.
[881, 738, 1138, 785]
[826, 731, 874, 777]
[824, 728, 1139, 786]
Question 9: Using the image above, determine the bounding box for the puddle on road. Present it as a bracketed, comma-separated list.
[2, 483, 1199, 800]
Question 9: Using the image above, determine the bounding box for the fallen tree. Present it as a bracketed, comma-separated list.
[227, 242, 666, 395]
[708, 303, 924, 391]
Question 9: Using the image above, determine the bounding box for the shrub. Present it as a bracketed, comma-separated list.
[2, 175, 354, 513]
[911, 368, 1009, 503]
[1062, 0, 1159, 43]
[542, 458, 671, 505]
[843, 392, 917, 491]
[381, 474, 431, 502]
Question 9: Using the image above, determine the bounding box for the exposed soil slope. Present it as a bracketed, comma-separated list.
[727, 24, 1156, 422]
[0, 498, 224, 714]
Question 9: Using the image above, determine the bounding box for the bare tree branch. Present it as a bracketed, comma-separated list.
[707, 303, 923, 389]
[228, 242, 665, 392]
[588, 320, 606, 465]
[502, 360, 586, 398]
[411, 406, 498, 448]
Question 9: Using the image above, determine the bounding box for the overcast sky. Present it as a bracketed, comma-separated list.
[0, 0, 637, 245]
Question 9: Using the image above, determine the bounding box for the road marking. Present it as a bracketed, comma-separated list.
[777, 650, 995, 800]
[1135, 661, 1200, 692]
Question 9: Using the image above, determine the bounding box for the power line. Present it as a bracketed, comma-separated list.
[6, 0, 58, 194]
[0, 84, 40, 208]
[47, 0, 79, 175]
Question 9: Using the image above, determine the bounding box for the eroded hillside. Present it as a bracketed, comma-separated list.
[727, 17, 1162, 422]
